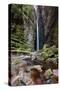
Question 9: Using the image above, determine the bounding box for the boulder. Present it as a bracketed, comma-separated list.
[44, 68, 53, 79]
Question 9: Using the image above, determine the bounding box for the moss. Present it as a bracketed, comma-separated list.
[38, 44, 58, 60]
[12, 60, 20, 65]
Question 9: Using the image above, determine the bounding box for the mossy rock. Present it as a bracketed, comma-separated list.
[11, 50, 31, 55]
[38, 45, 58, 60]
[40, 52, 49, 60]
[50, 45, 58, 54]
[45, 57, 58, 69]
[46, 48, 54, 57]
[12, 60, 20, 65]
[44, 68, 53, 79]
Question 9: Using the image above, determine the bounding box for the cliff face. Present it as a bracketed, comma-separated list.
[23, 6, 35, 51]
[38, 6, 58, 47]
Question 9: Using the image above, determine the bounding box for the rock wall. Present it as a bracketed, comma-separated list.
[38, 6, 58, 47]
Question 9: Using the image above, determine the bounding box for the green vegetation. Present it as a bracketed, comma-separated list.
[38, 44, 58, 60]
[37, 45, 58, 69]
[10, 4, 33, 51]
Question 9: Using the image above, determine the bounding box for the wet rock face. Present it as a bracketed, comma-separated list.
[37, 6, 58, 46]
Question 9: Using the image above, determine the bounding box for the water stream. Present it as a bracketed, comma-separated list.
[34, 5, 39, 51]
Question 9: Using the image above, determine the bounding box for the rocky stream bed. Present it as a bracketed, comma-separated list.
[10, 45, 58, 86]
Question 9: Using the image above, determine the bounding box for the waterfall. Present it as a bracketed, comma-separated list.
[34, 5, 39, 51]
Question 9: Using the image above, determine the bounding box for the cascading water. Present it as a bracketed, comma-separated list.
[34, 5, 39, 51]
